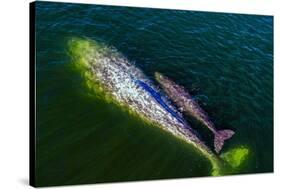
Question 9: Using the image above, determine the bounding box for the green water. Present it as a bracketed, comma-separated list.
[34, 1, 273, 187]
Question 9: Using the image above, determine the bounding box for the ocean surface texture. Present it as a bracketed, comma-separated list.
[35, 1, 273, 186]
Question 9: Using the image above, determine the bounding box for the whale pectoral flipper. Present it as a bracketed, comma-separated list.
[214, 129, 235, 153]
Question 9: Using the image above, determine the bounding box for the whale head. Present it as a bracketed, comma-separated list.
[155, 71, 163, 81]
[155, 72, 169, 85]
[68, 37, 105, 69]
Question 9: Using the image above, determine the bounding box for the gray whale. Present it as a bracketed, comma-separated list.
[68, 37, 248, 176]
[155, 72, 235, 153]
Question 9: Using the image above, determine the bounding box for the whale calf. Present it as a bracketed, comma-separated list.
[155, 72, 235, 153]
[68, 37, 247, 175]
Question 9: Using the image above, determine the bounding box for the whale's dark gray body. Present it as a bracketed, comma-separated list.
[155, 72, 235, 153]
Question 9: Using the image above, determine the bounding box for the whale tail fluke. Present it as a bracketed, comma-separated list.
[214, 130, 235, 153]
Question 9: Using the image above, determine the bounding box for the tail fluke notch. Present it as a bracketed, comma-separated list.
[214, 130, 235, 153]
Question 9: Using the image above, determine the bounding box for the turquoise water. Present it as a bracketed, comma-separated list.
[35, 1, 273, 187]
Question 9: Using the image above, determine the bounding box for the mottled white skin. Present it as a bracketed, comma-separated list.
[72, 39, 222, 174]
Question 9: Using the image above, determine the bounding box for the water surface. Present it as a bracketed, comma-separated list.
[35, 1, 273, 186]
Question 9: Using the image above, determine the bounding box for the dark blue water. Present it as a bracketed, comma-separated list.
[35, 1, 273, 187]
